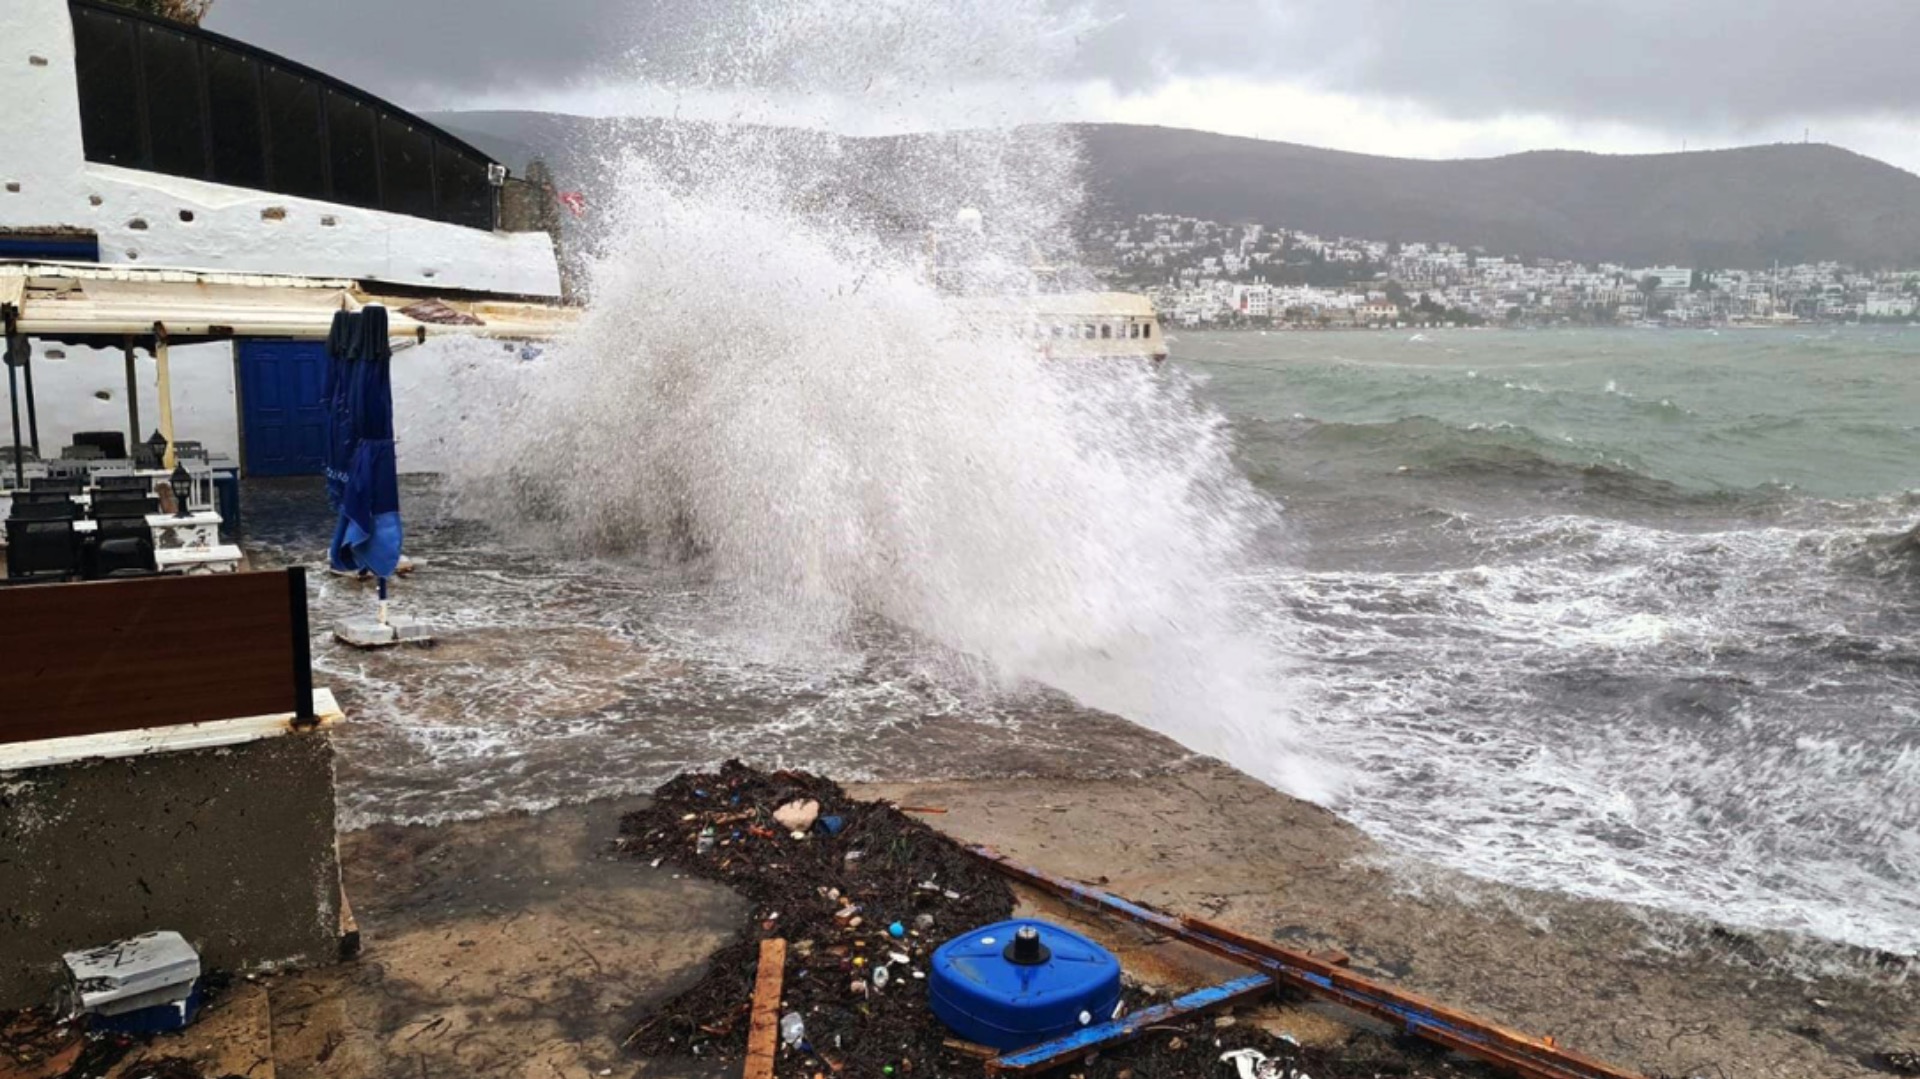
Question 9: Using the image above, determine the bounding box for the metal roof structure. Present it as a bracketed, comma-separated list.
[1, 260, 577, 343]
[1, 259, 576, 477]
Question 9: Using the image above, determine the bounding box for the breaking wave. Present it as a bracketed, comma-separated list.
[430, 0, 1333, 799]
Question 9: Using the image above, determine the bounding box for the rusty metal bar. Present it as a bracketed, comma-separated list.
[1186, 916, 1638, 1079]
[968, 845, 1645, 1079]
[988, 973, 1274, 1074]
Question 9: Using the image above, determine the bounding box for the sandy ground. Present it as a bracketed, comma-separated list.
[113, 759, 1915, 1079]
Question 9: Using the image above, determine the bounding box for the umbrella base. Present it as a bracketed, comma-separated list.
[326, 557, 418, 579]
[334, 615, 434, 650]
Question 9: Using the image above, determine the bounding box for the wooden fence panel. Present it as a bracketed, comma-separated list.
[0, 569, 307, 745]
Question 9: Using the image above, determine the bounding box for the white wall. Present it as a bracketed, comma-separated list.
[16, 335, 523, 476]
[0, 0, 562, 298]
[18, 339, 239, 461]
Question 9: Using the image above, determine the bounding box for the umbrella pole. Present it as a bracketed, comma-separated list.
[123, 336, 141, 459]
[153, 322, 176, 471]
[7, 350, 21, 489]
[377, 577, 389, 626]
[21, 342, 37, 457]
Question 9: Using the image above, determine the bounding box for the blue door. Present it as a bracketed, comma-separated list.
[238, 340, 328, 476]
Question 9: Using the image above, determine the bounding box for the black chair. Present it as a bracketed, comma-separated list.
[6, 519, 81, 581]
[173, 441, 207, 462]
[60, 444, 105, 461]
[90, 493, 159, 520]
[95, 475, 154, 493]
[73, 431, 129, 459]
[30, 476, 82, 493]
[9, 498, 82, 522]
[85, 517, 156, 578]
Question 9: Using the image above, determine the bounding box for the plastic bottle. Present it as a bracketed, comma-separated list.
[780, 1012, 805, 1048]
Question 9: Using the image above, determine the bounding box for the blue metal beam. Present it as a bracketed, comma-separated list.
[989, 974, 1275, 1074]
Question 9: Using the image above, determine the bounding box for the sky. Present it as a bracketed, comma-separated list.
[206, 0, 1920, 174]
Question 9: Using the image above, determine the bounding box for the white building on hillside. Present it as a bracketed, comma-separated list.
[1635, 266, 1694, 292]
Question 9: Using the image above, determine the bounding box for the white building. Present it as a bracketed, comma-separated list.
[1634, 266, 1694, 292]
[2, 0, 559, 295]
[2, 0, 566, 473]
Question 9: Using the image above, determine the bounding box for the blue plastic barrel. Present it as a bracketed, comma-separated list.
[928, 919, 1122, 1050]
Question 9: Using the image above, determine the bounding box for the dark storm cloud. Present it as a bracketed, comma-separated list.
[1080, 0, 1920, 127]
[209, 0, 1920, 128]
[204, 0, 697, 104]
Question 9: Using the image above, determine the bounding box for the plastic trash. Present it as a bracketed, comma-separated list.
[780, 1012, 805, 1048]
[872, 965, 891, 990]
[773, 799, 820, 831]
[817, 815, 845, 835]
[696, 826, 716, 855]
[888, 922, 906, 938]
[1220, 1048, 1308, 1079]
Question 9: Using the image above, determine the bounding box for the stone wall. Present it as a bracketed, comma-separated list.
[0, 730, 343, 1010]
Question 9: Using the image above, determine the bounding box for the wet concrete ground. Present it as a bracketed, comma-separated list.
[103, 759, 1918, 1079]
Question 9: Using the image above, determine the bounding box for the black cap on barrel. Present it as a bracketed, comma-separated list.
[1003, 925, 1051, 966]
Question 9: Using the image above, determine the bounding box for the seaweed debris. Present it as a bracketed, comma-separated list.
[616, 762, 1498, 1078]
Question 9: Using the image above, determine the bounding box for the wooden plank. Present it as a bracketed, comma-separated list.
[989, 974, 1274, 1075]
[0, 571, 300, 745]
[744, 938, 787, 1079]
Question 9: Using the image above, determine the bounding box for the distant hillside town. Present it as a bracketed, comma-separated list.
[1086, 214, 1920, 328]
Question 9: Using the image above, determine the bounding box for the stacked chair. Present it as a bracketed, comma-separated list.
[3, 480, 159, 583]
[5, 491, 82, 582]
[86, 488, 159, 579]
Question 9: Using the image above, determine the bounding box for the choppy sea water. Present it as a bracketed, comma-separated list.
[251, 326, 1920, 960]
[1188, 327, 1920, 958]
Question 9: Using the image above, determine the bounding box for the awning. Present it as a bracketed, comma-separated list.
[1, 260, 577, 342]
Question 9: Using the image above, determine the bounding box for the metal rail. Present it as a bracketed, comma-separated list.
[968, 845, 1645, 1079]
[988, 974, 1274, 1074]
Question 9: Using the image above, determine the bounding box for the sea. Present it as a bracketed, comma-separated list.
[252, 324, 1920, 965]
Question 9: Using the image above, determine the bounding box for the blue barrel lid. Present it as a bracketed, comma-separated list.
[929, 919, 1122, 1049]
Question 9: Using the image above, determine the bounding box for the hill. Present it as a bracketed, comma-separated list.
[427, 112, 1920, 269]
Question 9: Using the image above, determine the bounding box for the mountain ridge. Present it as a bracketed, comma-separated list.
[426, 111, 1920, 269]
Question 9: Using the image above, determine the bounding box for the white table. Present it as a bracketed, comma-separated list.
[149, 510, 222, 551]
[155, 544, 242, 575]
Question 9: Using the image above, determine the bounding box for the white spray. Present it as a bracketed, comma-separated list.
[437, 0, 1337, 800]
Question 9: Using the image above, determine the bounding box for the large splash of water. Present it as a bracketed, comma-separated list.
[435, 0, 1335, 799]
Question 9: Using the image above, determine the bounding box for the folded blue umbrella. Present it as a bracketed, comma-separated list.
[324, 310, 357, 512]
[325, 310, 359, 572]
[331, 306, 403, 580]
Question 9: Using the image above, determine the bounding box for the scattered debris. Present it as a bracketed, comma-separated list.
[617, 764, 1506, 1079]
[1872, 1049, 1920, 1076]
[0, 1006, 226, 1079]
[1222, 1047, 1310, 1079]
